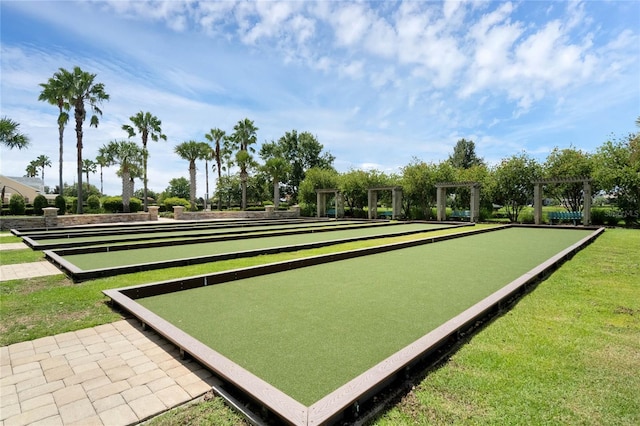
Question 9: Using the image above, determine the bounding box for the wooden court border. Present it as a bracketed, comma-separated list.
[104, 226, 604, 425]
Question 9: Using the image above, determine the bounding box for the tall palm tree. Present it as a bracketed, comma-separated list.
[230, 118, 258, 210]
[25, 161, 38, 178]
[201, 142, 213, 210]
[204, 128, 226, 210]
[39, 68, 72, 195]
[34, 155, 52, 182]
[82, 159, 97, 192]
[0, 117, 30, 150]
[95, 147, 109, 195]
[122, 111, 166, 212]
[102, 140, 143, 213]
[263, 157, 291, 208]
[67, 66, 109, 213]
[175, 140, 207, 211]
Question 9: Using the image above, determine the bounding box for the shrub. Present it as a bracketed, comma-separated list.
[33, 194, 48, 215]
[9, 194, 25, 215]
[86, 195, 101, 213]
[102, 196, 143, 213]
[55, 195, 66, 215]
[163, 197, 190, 212]
[129, 197, 142, 213]
[591, 208, 607, 226]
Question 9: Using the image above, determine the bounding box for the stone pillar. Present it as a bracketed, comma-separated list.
[316, 192, 324, 218]
[368, 190, 377, 219]
[289, 205, 301, 217]
[43, 207, 58, 228]
[436, 187, 447, 221]
[392, 188, 402, 220]
[336, 193, 344, 218]
[470, 184, 480, 222]
[583, 180, 592, 225]
[534, 183, 543, 225]
[265, 205, 275, 218]
[173, 205, 185, 220]
[148, 206, 159, 221]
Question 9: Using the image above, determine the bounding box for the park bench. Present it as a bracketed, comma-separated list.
[548, 211, 582, 225]
[378, 211, 393, 219]
[450, 210, 471, 221]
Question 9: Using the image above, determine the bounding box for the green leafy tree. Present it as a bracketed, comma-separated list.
[544, 146, 596, 212]
[230, 118, 258, 210]
[204, 128, 227, 210]
[338, 169, 392, 213]
[298, 167, 340, 206]
[101, 140, 143, 213]
[594, 126, 640, 224]
[0, 116, 30, 150]
[39, 68, 72, 194]
[262, 157, 291, 208]
[122, 111, 166, 212]
[175, 140, 208, 211]
[82, 159, 97, 192]
[33, 194, 49, 215]
[33, 155, 52, 182]
[453, 164, 494, 215]
[9, 194, 26, 215]
[401, 159, 456, 219]
[164, 177, 190, 200]
[493, 153, 542, 222]
[448, 138, 484, 169]
[260, 130, 335, 203]
[66, 66, 109, 213]
[25, 161, 38, 178]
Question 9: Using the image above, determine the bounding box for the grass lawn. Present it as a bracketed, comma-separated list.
[137, 227, 594, 405]
[1, 227, 638, 424]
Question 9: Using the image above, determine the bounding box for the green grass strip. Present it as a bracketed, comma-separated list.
[61, 223, 447, 270]
[138, 227, 593, 405]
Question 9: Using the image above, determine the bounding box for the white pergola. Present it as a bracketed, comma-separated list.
[315, 189, 343, 218]
[367, 186, 403, 219]
[533, 177, 592, 225]
[435, 181, 481, 222]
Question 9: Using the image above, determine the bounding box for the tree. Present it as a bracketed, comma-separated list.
[25, 161, 38, 178]
[492, 153, 542, 222]
[122, 111, 166, 212]
[95, 147, 109, 195]
[101, 140, 143, 213]
[34, 155, 52, 182]
[401, 159, 455, 219]
[298, 167, 340, 206]
[594, 122, 640, 224]
[262, 157, 291, 208]
[204, 128, 226, 210]
[260, 130, 335, 203]
[66, 66, 109, 213]
[544, 146, 596, 212]
[338, 169, 392, 213]
[0, 116, 30, 150]
[448, 138, 484, 169]
[165, 177, 190, 200]
[39, 68, 72, 195]
[82, 159, 97, 192]
[230, 118, 258, 210]
[175, 140, 207, 211]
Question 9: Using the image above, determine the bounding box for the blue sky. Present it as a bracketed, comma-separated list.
[1, 0, 639, 197]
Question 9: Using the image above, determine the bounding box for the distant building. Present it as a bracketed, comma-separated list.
[0, 175, 57, 204]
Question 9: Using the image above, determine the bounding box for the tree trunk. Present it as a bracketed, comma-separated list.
[58, 119, 64, 197]
[240, 170, 248, 211]
[143, 145, 148, 212]
[273, 179, 280, 208]
[189, 162, 197, 211]
[75, 108, 84, 214]
[122, 171, 131, 213]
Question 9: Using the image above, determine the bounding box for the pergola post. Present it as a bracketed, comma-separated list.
[436, 186, 446, 221]
[583, 180, 592, 225]
[336, 192, 344, 218]
[367, 189, 378, 219]
[316, 191, 325, 218]
[470, 184, 480, 222]
[392, 188, 402, 220]
[534, 183, 543, 225]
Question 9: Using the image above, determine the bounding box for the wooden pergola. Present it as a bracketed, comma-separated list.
[533, 177, 592, 225]
[435, 181, 481, 222]
[367, 186, 403, 219]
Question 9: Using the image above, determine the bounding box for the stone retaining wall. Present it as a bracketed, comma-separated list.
[173, 205, 301, 220]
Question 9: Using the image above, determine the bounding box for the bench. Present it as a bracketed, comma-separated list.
[378, 211, 393, 219]
[450, 210, 471, 221]
[548, 211, 582, 225]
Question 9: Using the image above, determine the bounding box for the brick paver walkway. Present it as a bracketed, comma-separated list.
[0, 320, 218, 426]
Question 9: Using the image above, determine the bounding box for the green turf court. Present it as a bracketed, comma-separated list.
[136, 227, 595, 407]
[52, 222, 451, 270]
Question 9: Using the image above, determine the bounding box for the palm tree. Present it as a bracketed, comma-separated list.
[82, 159, 97, 192]
[67, 66, 109, 213]
[34, 155, 52, 182]
[204, 128, 226, 210]
[95, 147, 109, 195]
[175, 140, 207, 211]
[25, 161, 38, 178]
[201, 142, 213, 210]
[0, 117, 30, 150]
[230, 118, 258, 210]
[101, 140, 143, 213]
[122, 111, 166, 212]
[39, 68, 72, 195]
[263, 157, 291, 208]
